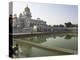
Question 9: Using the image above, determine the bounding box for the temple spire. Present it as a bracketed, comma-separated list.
[27, 3, 28, 7]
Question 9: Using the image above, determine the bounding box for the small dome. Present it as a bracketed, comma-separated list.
[14, 14, 17, 18]
[19, 13, 22, 17]
[37, 18, 40, 20]
[25, 6, 30, 12]
[14, 14, 17, 17]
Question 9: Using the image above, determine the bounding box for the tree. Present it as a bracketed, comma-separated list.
[59, 24, 64, 27]
[65, 22, 72, 27]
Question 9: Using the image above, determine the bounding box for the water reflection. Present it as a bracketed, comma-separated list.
[17, 34, 70, 43]
[65, 35, 72, 39]
[13, 33, 78, 58]
[64, 34, 77, 40]
[20, 35, 47, 43]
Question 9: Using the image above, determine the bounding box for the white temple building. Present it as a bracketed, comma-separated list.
[13, 5, 48, 33]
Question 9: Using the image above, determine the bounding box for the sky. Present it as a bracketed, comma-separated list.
[13, 1, 78, 25]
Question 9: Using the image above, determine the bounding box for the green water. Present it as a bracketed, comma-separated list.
[13, 33, 78, 58]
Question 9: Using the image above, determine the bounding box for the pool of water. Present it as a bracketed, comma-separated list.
[13, 33, 78, 58]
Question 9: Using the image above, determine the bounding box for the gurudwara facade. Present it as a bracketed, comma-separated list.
[13, 6, 50, 33]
